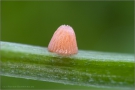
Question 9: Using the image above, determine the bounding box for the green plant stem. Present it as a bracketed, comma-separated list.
[0, 41, 134, 89]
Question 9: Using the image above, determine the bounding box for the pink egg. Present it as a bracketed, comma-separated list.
[48, 25, 78, 56]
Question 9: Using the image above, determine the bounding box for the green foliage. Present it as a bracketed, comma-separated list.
[1, 41, 134, 90]
[2, 1, 134, 53]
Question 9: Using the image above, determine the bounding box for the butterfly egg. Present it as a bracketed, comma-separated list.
[48, 25, 78, 56]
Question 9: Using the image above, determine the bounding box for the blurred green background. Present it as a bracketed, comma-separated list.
[1, 1, 134, 89]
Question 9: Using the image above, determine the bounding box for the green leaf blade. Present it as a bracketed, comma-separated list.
[1, 41, 134, 90]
